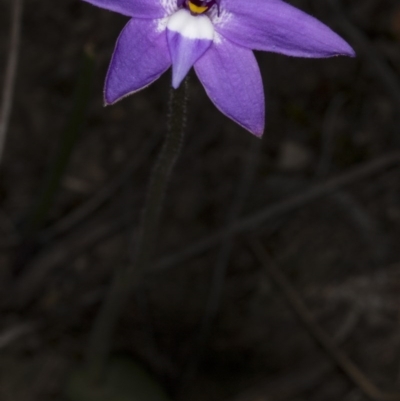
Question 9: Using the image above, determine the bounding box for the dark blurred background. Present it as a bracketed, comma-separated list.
[1, 0, 400, 400]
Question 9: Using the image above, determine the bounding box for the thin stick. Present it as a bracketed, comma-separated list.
[249, 238, 400, 401]
[154, 151, 400, 273]
[13, 151, 400, 307]
[86, 79, 188, 382]
[0, 0, 23, 163]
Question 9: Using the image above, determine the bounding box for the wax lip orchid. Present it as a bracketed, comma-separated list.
[82, 0, 355, 136]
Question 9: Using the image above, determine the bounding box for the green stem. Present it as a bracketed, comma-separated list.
[86, 78, 188, 382]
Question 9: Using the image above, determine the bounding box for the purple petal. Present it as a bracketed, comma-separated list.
[214, 0, 355, 58]
[167, 9, 214, 88]
[82, 0, 168, 18]
[105, 18, 171, 105]
[194, 37, 265, 137]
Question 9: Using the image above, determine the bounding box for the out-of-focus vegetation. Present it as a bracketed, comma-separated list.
[1, 0, 400, 400]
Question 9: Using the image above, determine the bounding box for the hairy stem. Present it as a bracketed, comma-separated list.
[86, 79, 188, 382]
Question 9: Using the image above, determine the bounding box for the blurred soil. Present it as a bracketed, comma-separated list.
[1, 0, 400, 400]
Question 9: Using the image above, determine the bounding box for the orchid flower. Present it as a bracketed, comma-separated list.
[82, 0, 354, 136]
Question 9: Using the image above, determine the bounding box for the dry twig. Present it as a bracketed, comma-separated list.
[248, 238, 400, 401]
[0, 322, 34, 350]
[0, 0, 23, 163]
[154, 151, 400, 274]
[12, 152, 400, 307]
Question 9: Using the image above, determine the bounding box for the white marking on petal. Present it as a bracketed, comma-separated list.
[213, 30, 223, 44]
[209, 6, 232, 30]
[156, 16, 169, 33]
[167, 8, 214, 40]
[160, 0, 178, 15]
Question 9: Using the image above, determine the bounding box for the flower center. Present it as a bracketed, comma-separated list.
[184, 0, 219, 15]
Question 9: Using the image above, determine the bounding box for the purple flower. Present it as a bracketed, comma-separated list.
[83, 0, 354, 136]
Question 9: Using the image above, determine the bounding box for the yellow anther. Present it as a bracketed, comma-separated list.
[188, 1, 208, 14]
